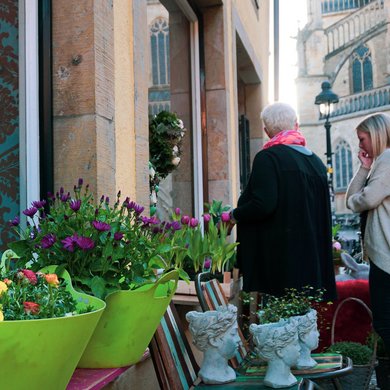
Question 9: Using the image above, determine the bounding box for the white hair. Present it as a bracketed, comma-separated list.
[261, 102, 298, 136]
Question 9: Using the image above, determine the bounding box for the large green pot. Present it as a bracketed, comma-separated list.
[78, 269, 179, 368]
[0, 266, 106, 390]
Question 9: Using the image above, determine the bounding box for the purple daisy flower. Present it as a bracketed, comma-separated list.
[133, 204, 144, 215]
[23, 207, 38, 218]
[41, 233, 56, 249]
[69, 199, 82, 212]
[62, 234, 78, 252]
[60, 192, 71, 202]
[32, 200, 46, 209]
[92, 220, 111, 232]
[76, 236, 95, 251]
[10, 216, 20, 226]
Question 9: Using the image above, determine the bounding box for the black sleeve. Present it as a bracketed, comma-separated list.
[232, 151, 278, 222]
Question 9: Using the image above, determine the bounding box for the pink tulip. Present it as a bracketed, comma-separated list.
[221, 212, 231, 223]
[332, 241, 342, 251]
[190, 218, 199, 228]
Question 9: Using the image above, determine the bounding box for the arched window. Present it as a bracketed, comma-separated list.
[352, 44, 373, 93]
[149, 17, 170, 115]
[334, 139, 354, 191]
[150, 17, 170, 86]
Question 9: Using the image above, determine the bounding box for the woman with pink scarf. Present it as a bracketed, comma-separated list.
[231, 102, 336, 300]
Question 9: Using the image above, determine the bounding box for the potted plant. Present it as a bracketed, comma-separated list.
[325, 341, 375, 390]
[7, 180, 180, 368]
[256, 287, 325, 370]
[152, 201, 240, 298]
[0, 257, 105, 389]
[149, 110, 186, 215]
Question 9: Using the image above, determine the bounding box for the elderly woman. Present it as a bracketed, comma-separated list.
[250, 319, 301, 388]
[186, 304, 240, 384]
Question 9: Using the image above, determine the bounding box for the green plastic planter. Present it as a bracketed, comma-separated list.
[78, 269, 179, 368]
[0, 266, 106, 390]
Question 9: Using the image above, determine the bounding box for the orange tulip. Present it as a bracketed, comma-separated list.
[44, 273, 60, 287]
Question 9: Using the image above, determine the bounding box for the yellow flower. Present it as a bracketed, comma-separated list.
[0, 281, 8, 295]
[0, 310, 3, 321]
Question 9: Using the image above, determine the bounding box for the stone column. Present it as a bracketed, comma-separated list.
[203, 5, 231, 204]
[52, 0, 114, 198]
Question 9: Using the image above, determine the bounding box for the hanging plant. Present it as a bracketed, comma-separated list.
[149, 110, 186, 180]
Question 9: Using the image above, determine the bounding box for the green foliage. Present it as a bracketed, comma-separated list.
[0, 269, 80, 320]
[8, 181, 178, 299]
[149, 111, 186, 179]
[326, 341, 373, 365]
[153, 203, 238, 277]
[258, 286, 325, 324]
[367, 331, 389, 358]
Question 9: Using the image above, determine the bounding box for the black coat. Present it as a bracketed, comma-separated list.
[233, 145, 337, 300]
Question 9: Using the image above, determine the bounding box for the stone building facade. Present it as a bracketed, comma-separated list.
[297, 0, 390, 214]
[0, 0, 271, 251]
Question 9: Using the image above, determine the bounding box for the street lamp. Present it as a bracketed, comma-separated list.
[314, 81, 339, 220]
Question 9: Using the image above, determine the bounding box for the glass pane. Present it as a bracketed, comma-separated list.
[352, 58, 362, 93]
[0, 1, 20, 252]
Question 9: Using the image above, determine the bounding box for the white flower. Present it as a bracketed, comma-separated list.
[180, 131, 185, 138]
[172, 145, 179, 155]
[177, 119, 184, 129]
[149, 165, 156, 178]
[171, 157, 181, 166]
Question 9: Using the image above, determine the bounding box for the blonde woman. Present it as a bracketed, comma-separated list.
[346, 112, 390, 355]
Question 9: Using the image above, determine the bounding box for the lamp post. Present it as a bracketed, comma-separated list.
[314, 81, 339, 222]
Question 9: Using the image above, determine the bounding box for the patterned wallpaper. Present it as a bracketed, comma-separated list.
[0, 0, 19, 252]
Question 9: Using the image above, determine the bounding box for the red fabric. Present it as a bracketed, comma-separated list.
[315, 280, 371, 352]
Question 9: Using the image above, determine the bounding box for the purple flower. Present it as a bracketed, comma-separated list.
[181, 215, 190, 225]
[10, 216, 20, 226]
[92, 220, 111, 232]
[174, 208, 181, 216]
[171, 221, 181, 231]
[60, 187, 64, 195]
[221, 212, 231, 223]
[105, 196, 110, 204]
[60, 192, 71, 202]
[41, 233, 56, 249]
[133, 204, 144, 215]
[32, 200, 46, 209]
[76, 236, 95, 251]
[69, 199, 81, 212]
[62, 234, 78, 252]
[189, 218, 199, 228]
[203, 258, 212, 270]
[127, 200, 136, 210]
[203, 213, 211, 223]
[114, 232, 124, 241]
[23, 207, 38, 218]
[78, 178, 83, 187]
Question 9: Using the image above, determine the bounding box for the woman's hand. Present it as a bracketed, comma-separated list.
[358, 150, 373, 170]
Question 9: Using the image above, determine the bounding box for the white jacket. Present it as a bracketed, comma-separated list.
[346, 148, 390, 274]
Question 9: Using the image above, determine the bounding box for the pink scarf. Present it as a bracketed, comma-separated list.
[262, 129, 306, 150]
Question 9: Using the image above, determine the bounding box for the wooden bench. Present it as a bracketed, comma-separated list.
[66, 350, 149, 390]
